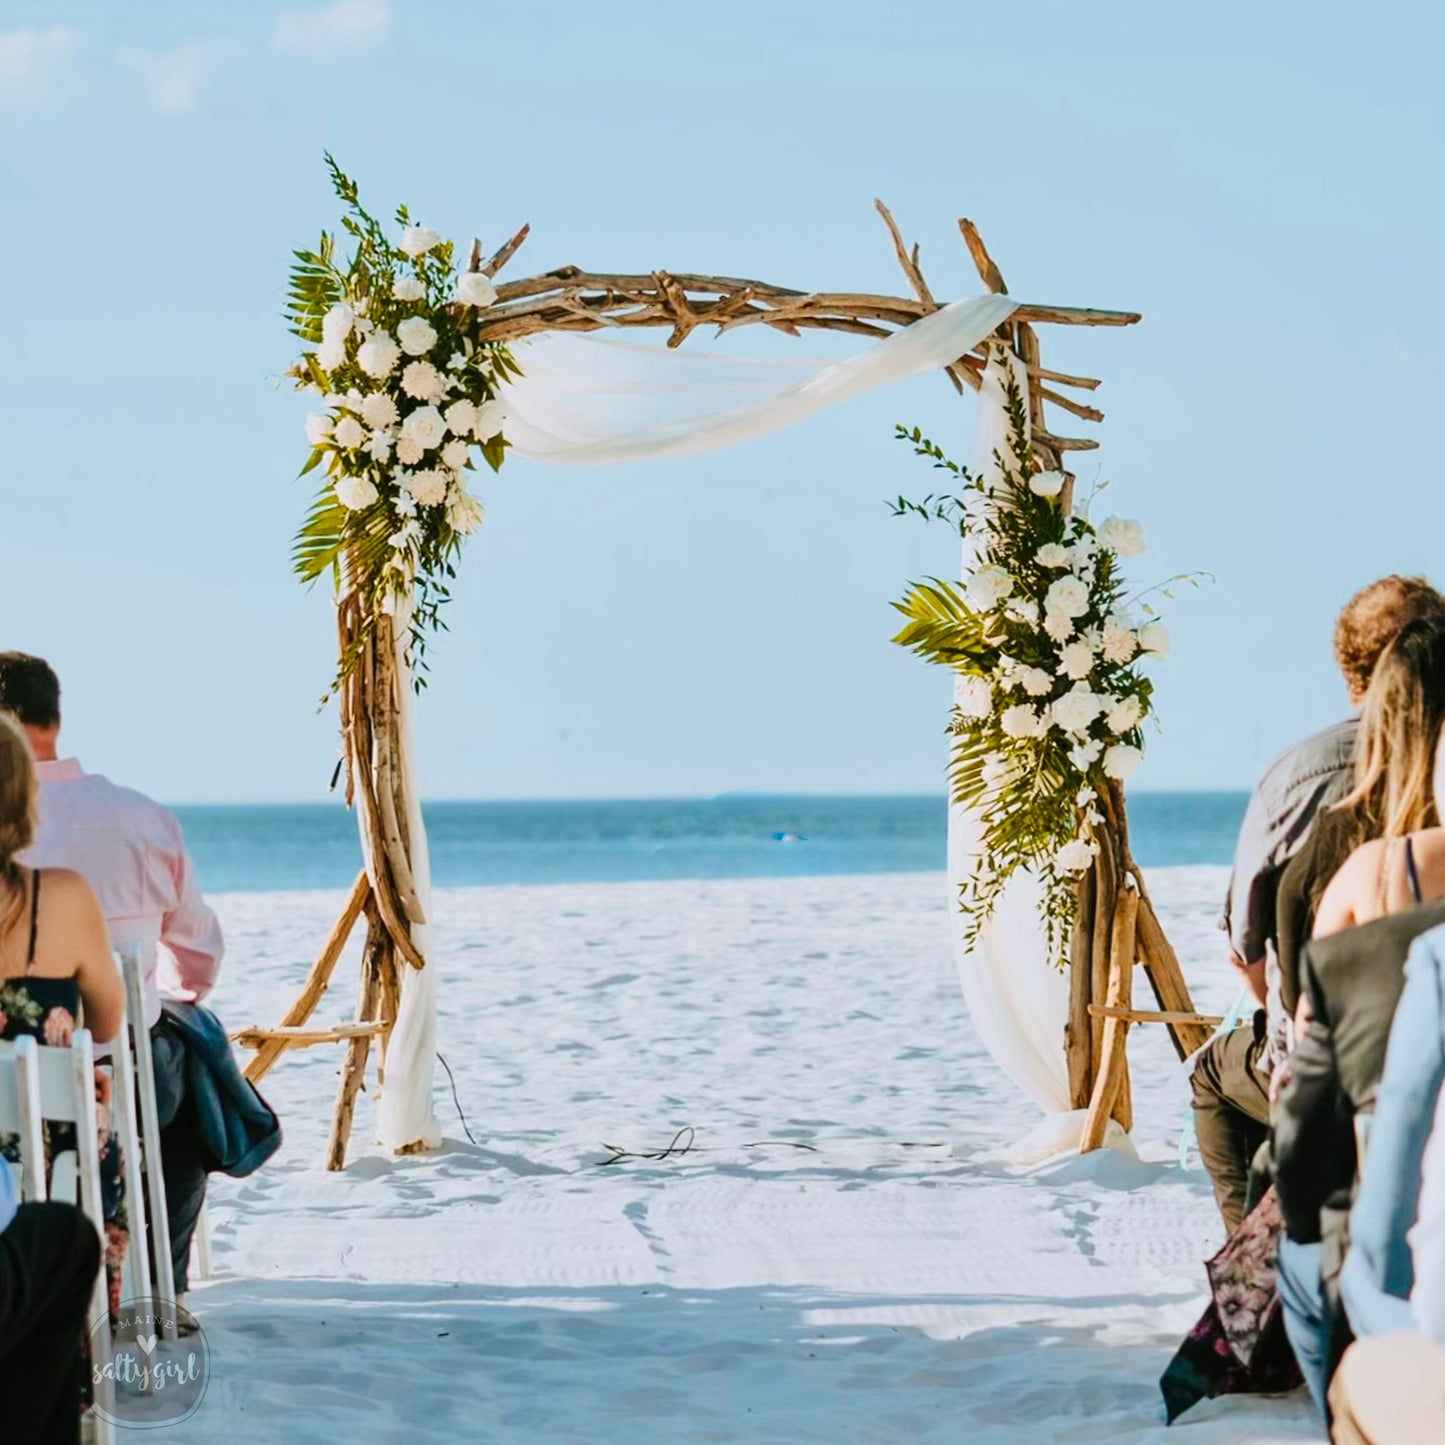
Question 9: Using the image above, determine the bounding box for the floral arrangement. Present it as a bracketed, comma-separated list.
[892, 358, 1176, 965]
[286, 158, 516, 686]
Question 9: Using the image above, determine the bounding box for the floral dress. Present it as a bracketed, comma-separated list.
[0, 972, 129, 1319]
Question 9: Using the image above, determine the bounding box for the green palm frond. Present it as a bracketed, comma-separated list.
[891, 579, 994, 670]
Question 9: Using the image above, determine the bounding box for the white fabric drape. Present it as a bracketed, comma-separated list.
[947, 350, 1073, 1121]
[497, 296, 1020, 464]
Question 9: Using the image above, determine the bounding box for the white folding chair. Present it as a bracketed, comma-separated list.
[36, 1028, 114, 1442]
[0, 1036, 46, 1201]
[107, 998, 154, 1312]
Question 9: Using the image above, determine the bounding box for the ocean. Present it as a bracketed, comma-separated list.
[174, 792, 1248, 894]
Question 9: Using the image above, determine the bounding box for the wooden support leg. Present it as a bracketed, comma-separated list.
[326, 905, 386, 1171]
[1065, 866, 1096, 1109]
[1134, 891, 1213, 1060]
[1089, 842, 1118, 1092]
[245, 870, 370, 1086]
[1081, 886, 1139, 1152]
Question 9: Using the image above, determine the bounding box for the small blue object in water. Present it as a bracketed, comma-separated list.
[772, 832, 808, 843]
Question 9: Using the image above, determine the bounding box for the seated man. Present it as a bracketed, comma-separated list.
[1197, 576, 1445, 1233]
[0, 652, 223, 1301]
[0, 1162, 102, 1445]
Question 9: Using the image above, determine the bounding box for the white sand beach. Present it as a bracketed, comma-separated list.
[180, 868, 1319, 1443]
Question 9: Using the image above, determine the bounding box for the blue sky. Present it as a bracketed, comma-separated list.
[2, 0, 1442, 803]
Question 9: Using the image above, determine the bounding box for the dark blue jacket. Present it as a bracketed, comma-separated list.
[155, 1003, 281, 1177]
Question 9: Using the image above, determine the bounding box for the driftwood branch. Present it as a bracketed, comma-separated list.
[957, 218, 1008, 294]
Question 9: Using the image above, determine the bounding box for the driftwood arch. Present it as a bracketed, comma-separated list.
[240, 203, 1212, 1167]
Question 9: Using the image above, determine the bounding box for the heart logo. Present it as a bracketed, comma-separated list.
[137, 1333, 158, 1356]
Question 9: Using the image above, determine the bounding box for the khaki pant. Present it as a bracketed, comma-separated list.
[1330, 1333, 1445, 1443]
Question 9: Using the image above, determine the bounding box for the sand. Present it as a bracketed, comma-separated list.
[172, 867, 1320, 1442]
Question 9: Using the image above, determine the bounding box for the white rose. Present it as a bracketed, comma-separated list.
[332, 415, 365, 449]
[1000, 704, 1045, 740]
[405, 469, 448, 506]
[395, 436, 424, 465]
[447, 491, 485, 535]
[955, 674, 993, 719]
[1100, 617, 1138, 665]
[1138, 621, 1171, 658]
[1045, 575, 1091, 618]
[1103, 743, 1144, 780]
[441, 438, 470, 471]
[1029, 469, 1066, 498]
[1105, 695, 1144, 734]
[334, 474, 379, 511]
[304, 412, 333, 446]
[1015, 665, 1052, 698]
[1056, 839, 1095, 873]
[398, 225, 440, 257]
[400, 360, 445, 402]
[444, 399, 478, 436]
[397, 316, 438, 357]
[1069, 738, 1103, 770]
[392, 275, 426, 302]
[965, 564, 1014, 612]
[356, 331, 401, 379]
[473, 397, 509, 440]
[1058, 640, 1095, 681]
[1036, 543, 1070, 569]
[322, 303, 355, 343]
[1051, 682, 1104, 734]
[1098, 516, 1146, 558]
[1043, 610, 1075, 643]
[366, 429, 393, 462]
[360, 392, 399, 429]
[400, 404, 446, 451]
[316, 337, 347, 372]
[455, 271, 499, 308]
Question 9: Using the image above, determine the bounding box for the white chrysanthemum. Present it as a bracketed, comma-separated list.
[1045, 575, 1090, 618]
[1043, 610, 1075, 643]
[1051, 682, 1104, 734]
[1098, 516, 1146, 557]
[1105, 695, 1144, 734]
[1029, 469, 1066, 498]
[398, 225, 440, 257]
[334, 474, 379, 511]
[360, 392, 399, 429]
[1069, 738, 1103, 770]
[441, 438, 470, 471]
[304, 412, 333, 446]
[1103, 743, 1144, 780]
[1058, 640, 1095, 681]
[400, 405, 446, 451]
[332, 415, 365, 449]
[395, 436, 424, 466]
[965, 564, 1014, 612]
[322, 303, 355, 343]
[447, 490, 485, 534]
[356, 331, 401, 379]
[316, 337, 347, 372]
[473, 398, 509, 440]
[444, 399, 478, 436]
[392, 275, 426, 302]
[400, 360, 445, 402]
[455, 272, 498, 308]
[1100, 617, 1138, 664]
[366, 429, 393, 462]
[1138, 621, 1171, 657]
[1036, 542, 1070, 569]
[405, 469, 449, 506]
[397, 315, 438, 357]
[1015, 665, 1052, 698]
[1000, 704, 1046, 740]
[955, 674, 993, 719]
[1056, 838, 1095, 873]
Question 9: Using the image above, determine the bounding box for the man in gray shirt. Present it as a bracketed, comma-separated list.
[1194, 576, 1445, 1232]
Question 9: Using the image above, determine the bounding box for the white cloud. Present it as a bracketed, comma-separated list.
[0, 27, 80, 109]
[272, 0, 389, 57]
[121, 41, 234, 114]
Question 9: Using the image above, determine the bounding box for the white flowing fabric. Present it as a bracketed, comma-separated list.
[376, 601, 442, 1155]
[946, 351, 1073, 1126]
[497, 295, 1020, 464]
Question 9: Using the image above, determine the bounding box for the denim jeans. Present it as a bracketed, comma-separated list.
[1277, 1235, 1330, 1418]
[150, 1022, 209, 1295]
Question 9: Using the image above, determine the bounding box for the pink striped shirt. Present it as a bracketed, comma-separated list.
[22, 758, 223, 1027]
